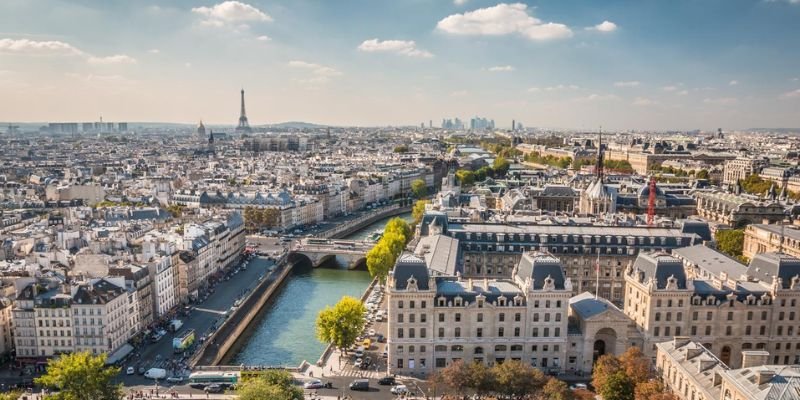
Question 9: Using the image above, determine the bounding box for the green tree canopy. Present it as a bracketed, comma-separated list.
[455, 169, 476, 186]
[384, 217, 411, 243]
[366, 241, 394, 283]
[315, 296, 366, 353]
[716, 229, 744, 258]
[35, 351, 122, 400]
[412, 200, 430, 226]
[600, 371, 635, 400]
[492, 359, 545, 398]
[393, 145, 409, 153]
[543, 378, 574, 400]
[492, 156, 511, 177]
[411, 178, 427, 198]
[236, 370, 302, 400]
[696, 169, 710, 180]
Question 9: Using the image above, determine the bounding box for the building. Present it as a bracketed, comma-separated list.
[657, 337, 800, 400]
[0, 298, 12, 358]
[723, 157, 768, 186]
[386, 251, 572, 375]
[625, 250, 800, 368]
[743, 223, 800, 261]
[693, 190, 785, 228]
[419, 212, 704, 302]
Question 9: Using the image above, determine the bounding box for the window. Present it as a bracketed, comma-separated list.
[397, 359, 403, 369]
[745, 326, 752, 335]
[455, 313, 461, 322]
[654, 327, 660, 336]
[655, 312, 661, 322]
[515, 313, 521, 322]
[398, 313, 404, 323]
[455, 328, 461, 338]
[421, 301, 426, 309]
[398, 301, 404, 309]
[420, 328, 426, 338]
[533, 313, 539, 322]
[499, 313, 505, 322]
[438, 328, 444, 338]
[410, 314, 415, 323]
[706, 312, 713, 320]
[409, 328, 415, 338]
[533, 328, 539, 337]
[728, 312, 734, 321]
[477, 313, 483, 323]
[726, 326, 732, 336]
[436, 358, 446, 368]
[477, 328, 483, 338]
[677, 312, 682, 321]
[421, 314, 427, 323]
[555, 328, 560, 337]
[693, 312, 698, 321]
[410, 301, 415, 309]
[514, 327, 520, 337]
[439, 313, 444, 322]
[555, 313, 561, 322]
[498, 327, 504, 337]
[705, 326, 711, 335]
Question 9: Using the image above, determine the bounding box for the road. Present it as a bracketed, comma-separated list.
[118, 255, 275, 387]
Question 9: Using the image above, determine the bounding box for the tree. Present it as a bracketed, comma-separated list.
[315, 296, 366, 353]
[382, 231, 406, 259]
[393, 144, 409, 153]
[35, 351, 122, 400]
[619, 347, 651, 385]
[696, 169, 710, 180]
[0, 392, 22, 400]
[492, 359, 545, 398]
[439, 360, 471, 396]
[236, 370, 302, 400]
[366, 241, 395, 283]
[412, 200, 429, 226]
[592, 354, 622, 395]
[455, 169, 476, 186]
[493, 156, 511, 177]
[411, 178, 427, 198]
[600, 371, 635, 400]
[384, 217, 411, 243]
[166, 204, 184, 218]
[543, 378, 574, 400]
[466, 361, 495, 395]
[716, 229, 744, 258]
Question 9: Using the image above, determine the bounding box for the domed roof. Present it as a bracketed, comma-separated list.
[196, 120, 206, 135]
[637, 182, 664, 198]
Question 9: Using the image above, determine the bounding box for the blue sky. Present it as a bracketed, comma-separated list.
[1, 0, 799, 130]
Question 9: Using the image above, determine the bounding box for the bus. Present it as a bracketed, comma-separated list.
[188, 371, 240, 385]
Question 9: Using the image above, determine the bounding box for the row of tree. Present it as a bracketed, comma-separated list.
[365, 217, 412, 283]
[523, 151, 572, 169]
[454, 156, 512, 187]
[435, 359, 581, 400]
[592, 347, 676, 400]
[242, 206, 281, 233]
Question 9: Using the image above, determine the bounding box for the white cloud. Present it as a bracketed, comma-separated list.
[632, 97, 657, 106]
[357, 39, 433, 58]
[575, 93, 618, 102]
[527, 87, 541, 92]
[781, 89, 800, 98]
[677, 90, 689, 96]
[662, 85, 677, 92]
[454, 0, 469, 5]
[148, 49, 160, 54]
[450, 90, 469, 97]
[488, 65, 514, 72]
[703, 97, 738, 105]
[587, 20, 618, 32]
[436, 3, 572, 41]
[614, 81, 640, 87]
[729, 80, 738, 86]
[87, 54, 137, 65]
[192, 1, 272, 27]
[0, 38, 83, 55]
[288, 60, 341, 85]
[543, 84, 579, 91]
[256, 35, 271, 42]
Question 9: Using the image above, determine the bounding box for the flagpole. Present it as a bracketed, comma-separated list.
[595, 250, 601, 300]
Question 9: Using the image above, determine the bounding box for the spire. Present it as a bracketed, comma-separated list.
[595, 126, 604, 182]
[236, 88, 252, 133]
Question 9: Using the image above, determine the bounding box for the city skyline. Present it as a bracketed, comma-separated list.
[1, 0, 800, 130]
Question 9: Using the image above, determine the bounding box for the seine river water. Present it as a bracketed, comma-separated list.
[230, 211, 412, 367]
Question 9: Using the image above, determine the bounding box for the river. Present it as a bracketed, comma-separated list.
[229, 211, 412, 367]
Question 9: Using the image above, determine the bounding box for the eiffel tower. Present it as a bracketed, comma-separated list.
[236, 88, 252, 133]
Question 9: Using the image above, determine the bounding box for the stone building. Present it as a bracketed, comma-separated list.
[624, 250, 800, 368]
[722, 157, 768, 186]
[743, 223, 800, 261]
[692, 190, 784, 228]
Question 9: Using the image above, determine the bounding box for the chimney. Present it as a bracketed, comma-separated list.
[757, 370, 775, 385]
[741, 351, 770, 368]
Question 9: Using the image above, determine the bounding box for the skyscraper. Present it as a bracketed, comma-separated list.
[236, 89, 252, 133]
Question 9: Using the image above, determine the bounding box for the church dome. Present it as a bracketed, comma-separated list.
[196, 120, 206, 135]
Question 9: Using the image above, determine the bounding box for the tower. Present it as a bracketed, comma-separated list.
[236, 89, 252, 133]
[595, 127, 604, 180]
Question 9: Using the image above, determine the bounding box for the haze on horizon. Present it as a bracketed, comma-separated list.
[1, 0, 799, 131]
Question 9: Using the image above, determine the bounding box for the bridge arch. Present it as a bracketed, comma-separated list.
[286, 252, 313, 268]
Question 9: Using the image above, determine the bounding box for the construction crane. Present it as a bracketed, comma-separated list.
[647, 176, 657, 226]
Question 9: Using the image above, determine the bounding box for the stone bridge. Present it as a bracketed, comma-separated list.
[287, 238, 375, 269]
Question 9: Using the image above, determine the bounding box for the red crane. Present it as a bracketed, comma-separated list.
[647, 176, 657, 226]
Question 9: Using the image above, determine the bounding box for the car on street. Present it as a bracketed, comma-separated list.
[303, 379, 325, 389]
[138, 366, 146, 375]
[205, 384, 224, 393]
[349, 379, 369, 391]
[189, 383, 206, 390]
[378, 376, 396, 386]
[126, 367, 135, 375]
[367, 329, 376, 336]
[391, 384, 409, 395]
[382, 351, 388, 358]
[353, 358, 363, 368]
[166, 376, 184, 383]
[570, 383, 588, 390]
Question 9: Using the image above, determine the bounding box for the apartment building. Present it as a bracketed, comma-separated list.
[722, 157, 768, 186]
[743, 223, 800, 260]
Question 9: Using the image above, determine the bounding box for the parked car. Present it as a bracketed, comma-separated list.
[570, 383, 588, 390]
[360, 357, 372, 370]
[189, 383, 206, 390]
[353, 358, 363, 368]
[378, 376, 396, 386]
[391, 384, 409, 395]
[126, 367, 135, 375]
[166, 376, 184, 383]
[205, 384, 224, 393]
[367, 329, 376, 336]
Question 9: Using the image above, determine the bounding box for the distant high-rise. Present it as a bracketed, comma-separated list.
[236, 89, 252, 133]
